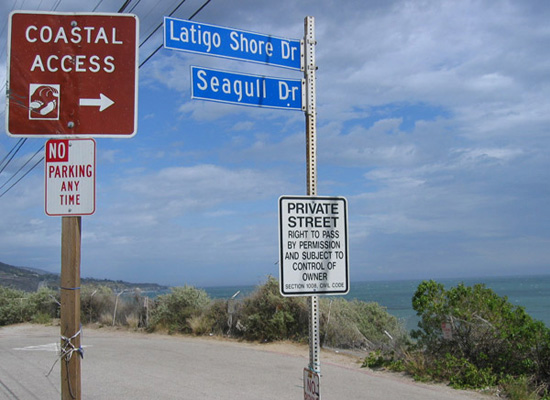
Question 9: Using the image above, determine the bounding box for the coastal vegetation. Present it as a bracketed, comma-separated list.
[365, 280, 550, 400]
[1, 274, 549, 399]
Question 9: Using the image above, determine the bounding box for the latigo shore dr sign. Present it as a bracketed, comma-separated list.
[164, 17, 301, 70]
[6, 11, 139, 137]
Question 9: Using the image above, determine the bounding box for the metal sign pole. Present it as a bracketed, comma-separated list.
[304, 15, 321, 379]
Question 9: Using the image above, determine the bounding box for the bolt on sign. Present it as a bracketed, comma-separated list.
[279, 196, 349, 297]
[6, 11, 139, 137]
[45, 138, 95, 216]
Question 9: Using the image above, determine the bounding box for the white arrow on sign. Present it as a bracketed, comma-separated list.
[79, 93, 114, 112]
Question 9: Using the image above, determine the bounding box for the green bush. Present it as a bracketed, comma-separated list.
[149, 286, 211, 333]
[204, 298, 230, 335]
[406, 280, 550, 396]
[1, 277, 410, 358]
[116, 289, 148, 328]
[236, 276, 308, 342]
[362, 349, 404, 370]
[0, 287, 59, 326]
[28, 288, 59, 322]
[81, 285, 115, 324]
[322, 298, 408, 350]
[0, 286, 30, 325]
[435, 354, 497, 389]
[231, 277, 408, 349]
[500, 375, 542, 400]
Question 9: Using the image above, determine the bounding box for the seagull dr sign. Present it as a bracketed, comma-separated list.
[6, 11, 139, 137]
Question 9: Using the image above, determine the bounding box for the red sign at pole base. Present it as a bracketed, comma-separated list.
[6, 11, 139, 137]
[304, 368, 320, 400]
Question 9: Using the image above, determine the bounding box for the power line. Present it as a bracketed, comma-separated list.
[0, 137, 24, 169]
[92, 0, 104, 12]
[188, 0, 211, 20]
[118, 0, 132, 13]
[0, 138, 27, 175]
[139, 0, 212, 68]
[0, 143, 44, 192]
[140, 0, 187, 48]
[0, 0, 17, 63]
[128, 0, 142, 13]
[52, 0, 62, 11]
[0, 156, 44, 198]
[0, 0, 213, 197]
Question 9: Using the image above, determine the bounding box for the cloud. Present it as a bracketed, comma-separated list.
[65, 162, 288, 284]
[1, 0, 550, 285]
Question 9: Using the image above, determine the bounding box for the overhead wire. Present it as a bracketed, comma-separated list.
[0, 138, 27, 175]
[0, 143, 44, 192]
[52, 0, 62, 11]
[128, 0, 142, 13]
[139, 0, 187, 48]
[0, 0, 213, 197]
[1, 0, 90, 164]
[187, 0, 211, 20]
[0, 0, 15, 63]
[92, 0, 104, 12]
[0, 155, 44, 198]
[139, 0, 212, 68]
[0, 138, 24, 169]
[117, 0, 132, 13]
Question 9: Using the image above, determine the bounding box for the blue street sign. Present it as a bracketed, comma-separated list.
[165, 17, 301, 70]
[191, 66, 303, 111]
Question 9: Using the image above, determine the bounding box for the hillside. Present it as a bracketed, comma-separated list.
[0, 261, 169, 292]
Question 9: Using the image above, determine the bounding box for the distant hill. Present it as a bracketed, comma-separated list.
[0, 261, 169, 292]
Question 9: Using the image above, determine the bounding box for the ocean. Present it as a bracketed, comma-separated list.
[200, 275, 550, 332]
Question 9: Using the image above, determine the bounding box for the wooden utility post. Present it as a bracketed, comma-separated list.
[60, 216, 82, 400]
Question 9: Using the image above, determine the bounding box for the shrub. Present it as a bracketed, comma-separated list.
[236, 276, 309, 342]
[81, 285, 115, 324]
[322, 299, 367, 349]
[99, 312, 113, 326]
[232, 277, 407, 348]
[149, 286, 211, 333]
[187, 315, 213, 335]
[28, 288, 59, 323]
[322, 298, 408, 350]
[205, 298, 230, 335]
[114, 289, 147, 328]
[125, 313, 140, 330]
[0, 286, 31, 325]
[407, 280, 550, 395]
[500, 375, 541, 400]
[0, 287, 59, 326]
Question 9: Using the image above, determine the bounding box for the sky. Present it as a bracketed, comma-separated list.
[0, 0, 549, 287]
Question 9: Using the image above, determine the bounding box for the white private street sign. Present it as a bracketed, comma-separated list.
[45, 138, 96, 216]
[279, 196, 349, 296]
